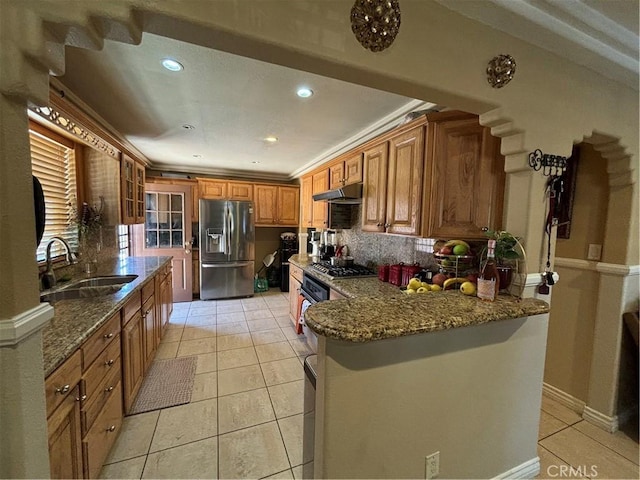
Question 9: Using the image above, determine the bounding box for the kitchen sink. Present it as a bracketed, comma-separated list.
[41, 284, 125, 303]
[41, 275, 138, 303]
[61, 275, 138, 289]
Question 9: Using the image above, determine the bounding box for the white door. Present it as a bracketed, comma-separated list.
[136, 184, 193, 302]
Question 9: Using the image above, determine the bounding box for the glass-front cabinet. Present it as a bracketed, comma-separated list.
[120, 154, 145, 224]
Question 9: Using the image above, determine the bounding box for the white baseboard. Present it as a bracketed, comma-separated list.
[493, 457, 540, 479]
[542, 383, 586, 414]
[0, 303, 54, 347]
[582, 406, 619, 433]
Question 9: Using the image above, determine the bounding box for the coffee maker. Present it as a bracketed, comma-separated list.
[320, 229, 337, 261]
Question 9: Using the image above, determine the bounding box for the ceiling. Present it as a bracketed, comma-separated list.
[59, 0, 638, 181]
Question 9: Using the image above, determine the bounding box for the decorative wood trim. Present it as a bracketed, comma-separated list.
[554, 258, 640, 277]
[492, 457, 540, 479]
[30, 101, 120, 159]
[0, 304, 54, 347]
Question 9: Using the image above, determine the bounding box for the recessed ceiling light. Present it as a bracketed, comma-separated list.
[252, 161, 261, 164]
[264, 136, 278, 143]
[193, 154, 202, 158]
[162, 58, 183, 72]
[182, 124, 195, 130]
[296, 87, 313, 98]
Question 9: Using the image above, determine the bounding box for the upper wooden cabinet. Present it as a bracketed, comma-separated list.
[254, 184, 300, 226]
[422, 112, 505, 239]
[120, 154, 145, 224]
[329, 153, 363, 189]
[362, 125, 424, 236]
[312, 169, 329, 229]
[228, 182, 253, 201]
[198, 179, 227, 199]
[301, 175, 314, 228]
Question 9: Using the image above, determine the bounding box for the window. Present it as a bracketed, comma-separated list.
[117, 224, 129, 256]
[30, 127, 78, 262]
[144, 192, 184, 249]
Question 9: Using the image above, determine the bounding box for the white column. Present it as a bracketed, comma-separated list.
[0, 90, 53, 478]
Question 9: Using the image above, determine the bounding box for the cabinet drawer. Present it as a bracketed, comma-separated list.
[81, 313, 120, 371]
[290, 264, 303, 283]
[81, 364, 121, 436]
[121, 293, 141, 327]
[82, 382, 123, 480]
[83, 336, 121, 401]
[45, 349, 82, 419]
[142, 280, 155, 304]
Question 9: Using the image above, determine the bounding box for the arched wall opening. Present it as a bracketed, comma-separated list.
[0, 1, 638, 477]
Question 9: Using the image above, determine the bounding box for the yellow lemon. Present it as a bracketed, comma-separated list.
[416, 287, 429, 293]
[430, 284, 442, 292]
[406, 288, 417, 294]
[421, 282, 430, 289]
[460, 281, 477, 296]
[408, 278, 421, 289]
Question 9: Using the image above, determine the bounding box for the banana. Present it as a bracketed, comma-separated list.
[443, 277, 468, 290]
[443, 239, 471, 250]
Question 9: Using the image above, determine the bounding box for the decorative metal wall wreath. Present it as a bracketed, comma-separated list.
[351, 0, 401, 52]
[486, 54, 516, 88]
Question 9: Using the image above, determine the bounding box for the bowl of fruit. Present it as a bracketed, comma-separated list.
[434, 239, 476, 277]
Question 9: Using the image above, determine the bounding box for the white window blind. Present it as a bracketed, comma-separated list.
[30, 130, 78, 262]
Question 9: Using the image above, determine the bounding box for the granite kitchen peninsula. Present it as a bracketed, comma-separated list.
[292, 254, 550, 479]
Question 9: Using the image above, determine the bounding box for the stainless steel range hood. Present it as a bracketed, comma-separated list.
[312, 183, 362, 204]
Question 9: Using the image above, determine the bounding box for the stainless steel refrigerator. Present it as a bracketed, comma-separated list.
[199, 199, 255, 300]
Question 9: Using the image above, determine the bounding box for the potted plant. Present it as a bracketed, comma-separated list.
[482, 230, 523, 289]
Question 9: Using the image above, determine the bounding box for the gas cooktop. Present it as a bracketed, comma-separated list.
[310, 262, 377, 279]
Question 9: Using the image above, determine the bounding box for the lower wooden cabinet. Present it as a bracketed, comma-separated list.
[48, 384, 83, 479]
[289, 274, 301, 329]
[192, 250, 200, 297]
[142, 293, 157, 370]
[122, 308, 144, 415]
[81, 383, 123, 479]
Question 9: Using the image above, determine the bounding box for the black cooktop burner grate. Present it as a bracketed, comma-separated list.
[310, 262, 376, 279]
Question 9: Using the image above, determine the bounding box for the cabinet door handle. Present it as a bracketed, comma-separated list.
[146, 309, 152, 316]
[55, 384, 70, 395]
[76, 394, 87, 402]
[105, 385, 115, 393]
[103, 332, 114, 339]
[384, 223, 391, 229]
[106, 425, 116, 432]
[376, 223, 382, 227]
[104, 359, 115, 367]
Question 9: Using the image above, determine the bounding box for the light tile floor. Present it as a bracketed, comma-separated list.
[101, 290, 639, 479]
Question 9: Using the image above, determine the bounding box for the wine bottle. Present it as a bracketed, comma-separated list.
[477, 239, 499, 301]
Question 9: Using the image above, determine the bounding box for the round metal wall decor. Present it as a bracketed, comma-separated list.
[350, 0, 401, 52]
[486, 54, 516, 88]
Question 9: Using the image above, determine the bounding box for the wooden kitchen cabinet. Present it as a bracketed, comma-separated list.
[312, 169, 329, 229]
[362, 141, 389, 233]
[301, 175, 313, 228]
[422, 111, 505, 239]
[157, 264, 173, 334]
[141, 281, 157, 371]
[120, 154, 145, 224]
[198, 178, 227, 199]
[121, 295, 145, 414]
[362, 124, 424, 236]
[385, 125, 425, 236]
[228, 181, 253, 201]
[254, 184, 300, 226]
[289, 275, 302, 328]
[46, 350, 83, 479]
[329, 152, 363, 189]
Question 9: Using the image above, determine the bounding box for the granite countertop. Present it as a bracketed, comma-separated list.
[42, 256, 172, 377]
[288, 254, 550, 343]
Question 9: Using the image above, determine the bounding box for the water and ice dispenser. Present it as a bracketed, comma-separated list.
[205, 228, 225, 254]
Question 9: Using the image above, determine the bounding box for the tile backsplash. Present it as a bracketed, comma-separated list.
[338, 206, 438, 270]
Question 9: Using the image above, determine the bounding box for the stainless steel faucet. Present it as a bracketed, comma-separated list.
[42, 236, 77, 289]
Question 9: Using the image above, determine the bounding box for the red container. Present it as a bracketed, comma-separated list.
[378, 264, 390, 282]
[389, 263, 404, 286]
[401, 263, 422, 286]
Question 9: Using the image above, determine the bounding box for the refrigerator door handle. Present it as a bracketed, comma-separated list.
[225, 205, 232, 256]
[202, 261, 253, 269]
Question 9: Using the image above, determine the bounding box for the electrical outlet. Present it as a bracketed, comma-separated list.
[425, 451, 440, 479]
[587, 244, 602, 261]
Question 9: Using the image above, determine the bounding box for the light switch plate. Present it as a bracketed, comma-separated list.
[587, 244, 602, 261]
